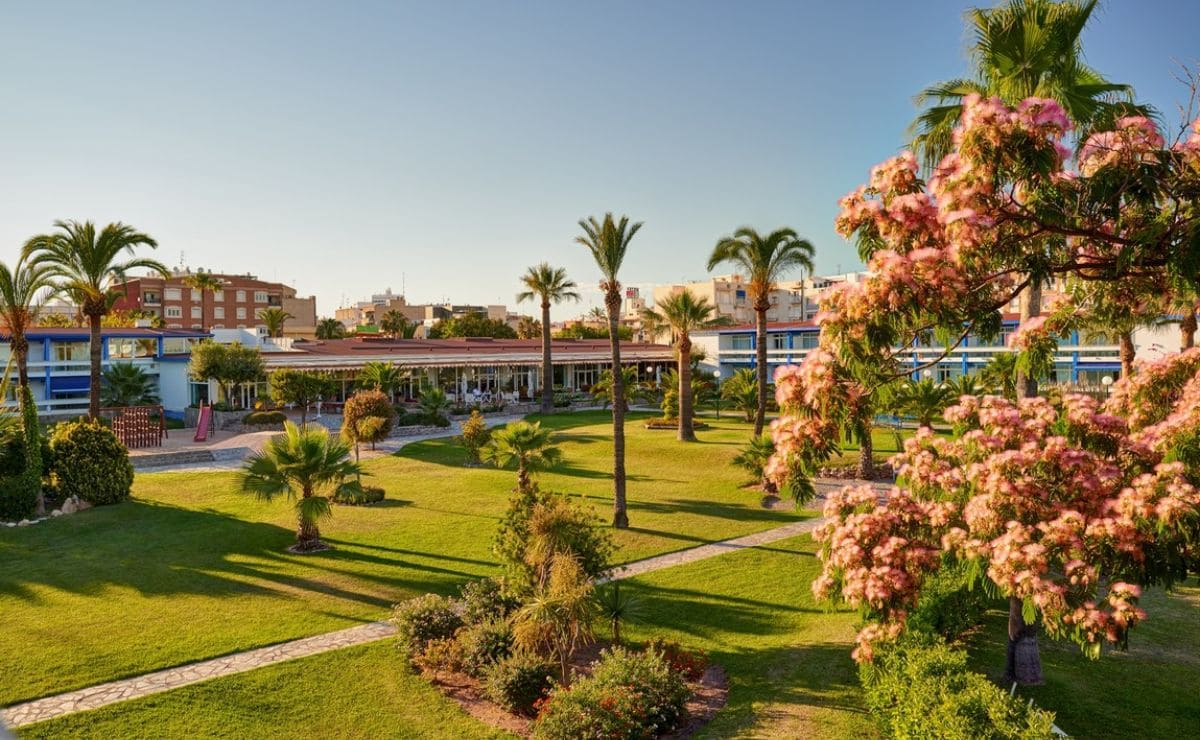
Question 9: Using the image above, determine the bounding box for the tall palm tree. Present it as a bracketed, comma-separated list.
[910, 0, 1145, 170]
[708, 227, 815, 436]
[182, 271, 222, 332]
[483, 420, 563, 493]
[517, 263, 580, 414]
[0, 256, 57, 391]
[379, 309, 409, 339]
[23, 220, 166, 419]
[258, 307, 293, 338]
[316, 317, 346, 340]
[238, 422, 363, 553]
[577, 213, 642, 528]
[642, 290, 715, 441]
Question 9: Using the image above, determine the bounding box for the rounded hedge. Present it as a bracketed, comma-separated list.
[49, 420, 134, 506]
[242, 410, 287, 426]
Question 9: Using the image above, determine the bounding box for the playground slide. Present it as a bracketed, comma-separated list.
[194, 405, 212, 443]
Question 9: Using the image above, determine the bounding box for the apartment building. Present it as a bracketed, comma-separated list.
[335, 289, 509, 330]
[113, 270, 318, 336]
[651, 273, 844, 325]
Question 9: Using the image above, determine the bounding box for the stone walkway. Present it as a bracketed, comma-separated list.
[1, 513, 825, 730]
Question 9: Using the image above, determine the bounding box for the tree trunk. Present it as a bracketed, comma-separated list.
[753, 305, 768, 437]
[1181, 311, 1197, 350]
[678, 335, 695, 442]
[856, 416, 874, 480]
[1119, 332, 1135, 379]
[88, 312, 103, 419]
[517, 462, 530, 494]
[607, 292, 628, 529]
[612, 615, 621, 645]
[541, 300, 553, 414]
[1006, 282, 1045, 685]
[295, 497, 323, 552]
[14, 339, 29, 391]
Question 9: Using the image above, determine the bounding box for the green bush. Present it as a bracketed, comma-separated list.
[391, 594, 463, 658]
[395, 409, 450, 428]
[533, 647, 691, 739]
[0, 475, 37, 521]
[907, 561, 991, 641]
[331, 485, 385, 505]
[483, 652, 557, 716]
[458, 619, 514, 677]
[49, 420, 134, 506]
[241, 410, 287, 426]
[416, 637, 465, 674]
[460, 577, 521, 625]
[861, 637, 1057, 740]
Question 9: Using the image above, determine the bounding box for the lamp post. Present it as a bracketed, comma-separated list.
[1101, 375, 1113, 397]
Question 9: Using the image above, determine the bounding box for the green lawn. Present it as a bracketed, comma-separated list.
[23, 534, 876, 739]
[966, 585, 1200, 739]
[0, 411, 805, 706]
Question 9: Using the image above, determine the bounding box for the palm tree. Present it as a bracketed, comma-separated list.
[708, 227, 815, 436]
[23, 220, 167, 419]
[238, 422, 363, 553]
[577, 213, 642, 528]
[0, 256, 57, 391]
[258, 307, 293, 338]
[590, 366, 644, 412]
[483, 420, 563, 493]
[890, 378, 954, 428]
[981, 353, 1021, 399]
[910, 0, 1146, 170]
[380, 310, 409, 339]
[100, 362, 160, 406]
[945, 373, 983, 400]
[732, 433, 777, 493]
[357, 361, 407, 401]
[182, 271, 222, 331]
[721, 368, 760, 423]
[642, 290, 715, 441]
[316, 317, 346, 340]
[517, 263, 580, 414]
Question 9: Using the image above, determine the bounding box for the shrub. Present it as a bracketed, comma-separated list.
[460, 577, 521, 625]
[483, 652, 557, 716]
[458, 409, 490, 465]
[494, 486, 614, 595]
[533, 647, 691, 739]
[241, 410, 287, 426]
[861, 637, 1057, 740]
[342, 390, 396, 451]
[392, 594, 464, 658]
[458, 619, 514, 677]
[49, 420, 133, 506]
[416, 636, 465, 674]
[0, 475, 37, 522]
[331, 485, 385, 505]
[643, 637, 709, 681]
[906, 561, 991, 641]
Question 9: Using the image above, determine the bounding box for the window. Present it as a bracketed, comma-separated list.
[770, 334, 787, 350]
[108, 339, 155, 359]
[236, 290, 246, 302]
[254, 291, 268, 303]
[191, 306, 202, 319]
[213, 290, 224, 302]
[165, 306, 183, 319]
[730, 335, 752, 350]
[800, 334, 819, 349]
[142, 291, 161, 305]
[237, 307, 247, 320]
[53, 342, 89, 362]
[214, 307, 225, 319]
[164, 287, 182, 301]
[190, 289, 202, 301]
[162, 338, 194, 355]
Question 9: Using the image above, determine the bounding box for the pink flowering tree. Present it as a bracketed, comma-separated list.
[770, 92, 1200, 683]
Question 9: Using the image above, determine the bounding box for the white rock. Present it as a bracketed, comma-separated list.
[51, 509, 63, 517]
[17, 519, 31, 526]
[61, 499, 78, 515]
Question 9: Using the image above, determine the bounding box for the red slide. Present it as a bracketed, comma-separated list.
[193, 405, 212, 442]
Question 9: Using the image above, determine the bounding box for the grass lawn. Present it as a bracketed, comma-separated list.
[23, 534, 876, 739]
[966, 584, 1200, 739]
[0, 411, 807, 706]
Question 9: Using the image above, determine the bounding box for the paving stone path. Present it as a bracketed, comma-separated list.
[1, 511, 830, 729]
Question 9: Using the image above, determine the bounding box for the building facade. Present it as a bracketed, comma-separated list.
[335, 290, 511, 331]
[113, 270, 318, 336]
[0, 327, 209, 418]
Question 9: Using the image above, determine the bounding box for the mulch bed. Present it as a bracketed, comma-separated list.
[421, 640, 729, 738]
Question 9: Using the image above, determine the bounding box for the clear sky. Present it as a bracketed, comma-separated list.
[2, 1, 1197, 319]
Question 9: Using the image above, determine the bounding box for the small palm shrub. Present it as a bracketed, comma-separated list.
[392, 593, 464, 659]
[483, 652, 557, 716]
[458, 619, 514, 677]
[49, 420, 134, 506]
[731, 433, 777, 492]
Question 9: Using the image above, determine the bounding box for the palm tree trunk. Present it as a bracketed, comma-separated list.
[88, 312, 103, 420]
[296, 490, 322, 551]
[1006, 282, 1044, 685]
[1182, 311, 1197, 350]
[607, 292, 628, 529]
[14, 339, 29, 390]
[541, 300, 553, 414]
[753, 304, 768, 436]
[856, 416, 874, 480]
[518, 461, 530, 493]
[1119, 332, 1135, 378]
[678, 335, 695, 442]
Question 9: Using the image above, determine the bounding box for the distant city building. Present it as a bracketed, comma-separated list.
[335, 289, 513, 330]
[112, 269, 318, 337]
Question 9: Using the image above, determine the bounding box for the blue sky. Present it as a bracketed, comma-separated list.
[2, 1, 1197, 319]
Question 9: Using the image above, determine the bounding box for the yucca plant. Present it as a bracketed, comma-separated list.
[238, 422, 364, 553]
[483, 421, 562, 493]
[100, 362, 160, 407]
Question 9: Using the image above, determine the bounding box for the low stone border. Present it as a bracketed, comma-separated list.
[2, 496, 93, 528]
